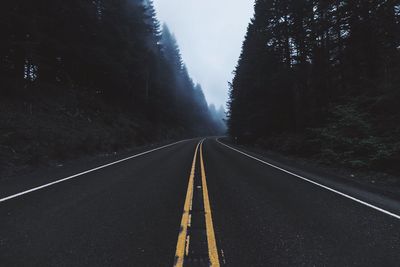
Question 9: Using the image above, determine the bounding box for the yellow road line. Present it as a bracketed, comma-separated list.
[200, 140, 221, 266]
[174, 141, 201, 267]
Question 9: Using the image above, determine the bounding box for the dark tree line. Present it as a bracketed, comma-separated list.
[229, 0, 400, 171]
[0, 0, 224, 136]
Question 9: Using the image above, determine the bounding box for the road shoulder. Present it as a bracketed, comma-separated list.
[217, 138, 400, 219]
[0, 138, 196, 201]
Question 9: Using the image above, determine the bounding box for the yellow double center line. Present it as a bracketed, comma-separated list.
[174, 139, 220, 267]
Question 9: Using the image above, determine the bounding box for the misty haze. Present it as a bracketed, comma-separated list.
[1, 1, 400, 266]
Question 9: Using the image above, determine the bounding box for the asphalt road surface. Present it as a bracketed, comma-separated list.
[1, 138, 399, 266]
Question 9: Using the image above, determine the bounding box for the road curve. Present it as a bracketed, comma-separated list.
[0, 138, 399, 266]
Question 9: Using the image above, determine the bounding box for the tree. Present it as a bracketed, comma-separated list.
[1, 0, 222, 139]
[228, 0, 400, 149]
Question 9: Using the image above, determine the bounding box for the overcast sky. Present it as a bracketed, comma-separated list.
[153, 0, 254, 108]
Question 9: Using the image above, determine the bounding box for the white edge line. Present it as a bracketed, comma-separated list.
[0, 139, 192, 203]
[216, 138, 400, 220]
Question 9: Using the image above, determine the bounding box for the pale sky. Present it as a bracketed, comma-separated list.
[153, 0, 255, 108]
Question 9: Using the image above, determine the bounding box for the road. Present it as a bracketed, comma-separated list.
[1, 138, 399, 266]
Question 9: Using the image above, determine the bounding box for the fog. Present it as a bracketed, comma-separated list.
[153, 0, 254, 108]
